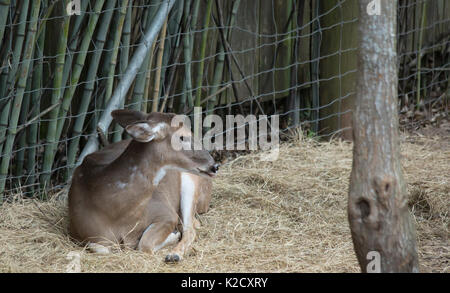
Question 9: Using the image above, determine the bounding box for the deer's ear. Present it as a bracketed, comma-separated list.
[125, 122, 168, 142]
[111, 109, 148, 128]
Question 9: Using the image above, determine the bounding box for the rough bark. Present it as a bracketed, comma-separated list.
[348, 0, 419, 273]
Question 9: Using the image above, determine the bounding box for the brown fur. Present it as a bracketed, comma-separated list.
[69, 110, 216, 262]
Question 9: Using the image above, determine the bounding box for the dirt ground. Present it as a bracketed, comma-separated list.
[0, 132, 448, 272]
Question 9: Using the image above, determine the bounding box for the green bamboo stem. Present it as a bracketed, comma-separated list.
[65, 0, 117, 178]
[55, 0, 106, 145]
[194, 0, 213, 108]
[120, 0, 132, 87]
[40, 0, 70, 189]
[103, 0, 129, 110]
[36, 0, 55, 39]
[93, 0, 128, 138]
[144, 40, 157, 112]
[131, 3, 158, 112]
[189, 0, 201, 52]
[186, 0, 200, 109]
[0, 0, 11, 45]
[0, 69, 8, 109]
[0, 102, 10, 158]
[153, 0, 184, 109]
[26, 17, 46, 193]
[155, 4, 180, 111]
[61, 0, 89, 99]
[15, 70, 33, 180]
[113, 0, 132, 143]
[167, 0, 188, 112]
[0, 0, 41, 198]
[179, 0, 196, 112]
[94, 25, 116, 132]
[0, 0, 30, 155]
[168, 0, 184, 50]
[192, 0, 213, 138]
[151, 19, 168, 112]
[78, 0, 176, 162]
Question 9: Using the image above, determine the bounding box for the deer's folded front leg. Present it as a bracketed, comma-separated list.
[138, 220, 179, 253]
[165, 173, 197, 263]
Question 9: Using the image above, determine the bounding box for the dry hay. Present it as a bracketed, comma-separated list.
[0, 133, 448, 273]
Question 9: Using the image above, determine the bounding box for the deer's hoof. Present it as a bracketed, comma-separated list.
[165, 253, 181, 263]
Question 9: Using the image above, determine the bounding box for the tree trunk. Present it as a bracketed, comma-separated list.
[348, 0, 419, 273]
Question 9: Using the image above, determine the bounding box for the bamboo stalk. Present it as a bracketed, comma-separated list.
[112, 0, 133, 143]
[144, 40, 157, 111]
[35, 0, 54, 39]
[159, 35, 185, 112]
[0, 42, 10, 108]
[61, 0, 89, 99]
[54, 0, 106, 147]
[0, 0, 10, 45]
[166, 0, 188, 112]
[15, 70, 33, 180]
[103, 0, 129, 111]
[167, 0, 184, 51]
[0, 0, 30, 156]
[40, 0, 71, 189]
[65, 0, 118, 178]
[0, 103, 60, 144]
[192, 0, 213, 138]
[154, 18, 174, 112]
[26, 9, 46, 194]
[194, 0, 213, 108]
[131, 2, 161, 112]
[151, 18, 168, 112]
[180, 0, 197, 112]
[0, 0, 41, 198]
[95, 0, 129, 137]
[79, 0, 176, 163]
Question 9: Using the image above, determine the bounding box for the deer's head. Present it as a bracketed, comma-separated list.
[112, 110, 219, 179]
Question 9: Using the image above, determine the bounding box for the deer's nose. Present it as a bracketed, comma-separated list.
[210, 163, 220, 174]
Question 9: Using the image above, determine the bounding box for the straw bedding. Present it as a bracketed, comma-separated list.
[0, 133, 448, 272]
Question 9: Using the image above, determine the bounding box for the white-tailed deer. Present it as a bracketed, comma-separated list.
[68, 110, 219, 262]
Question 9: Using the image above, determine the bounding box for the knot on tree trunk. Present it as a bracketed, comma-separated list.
[373, 175, 395, 209]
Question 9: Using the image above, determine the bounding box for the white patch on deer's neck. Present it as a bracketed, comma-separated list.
[153, 166, 168, 186]
[153, 165, 187, 186]
[180, 173, 196, 229]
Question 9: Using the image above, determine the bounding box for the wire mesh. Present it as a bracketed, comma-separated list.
[0, 0, 448, 199]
